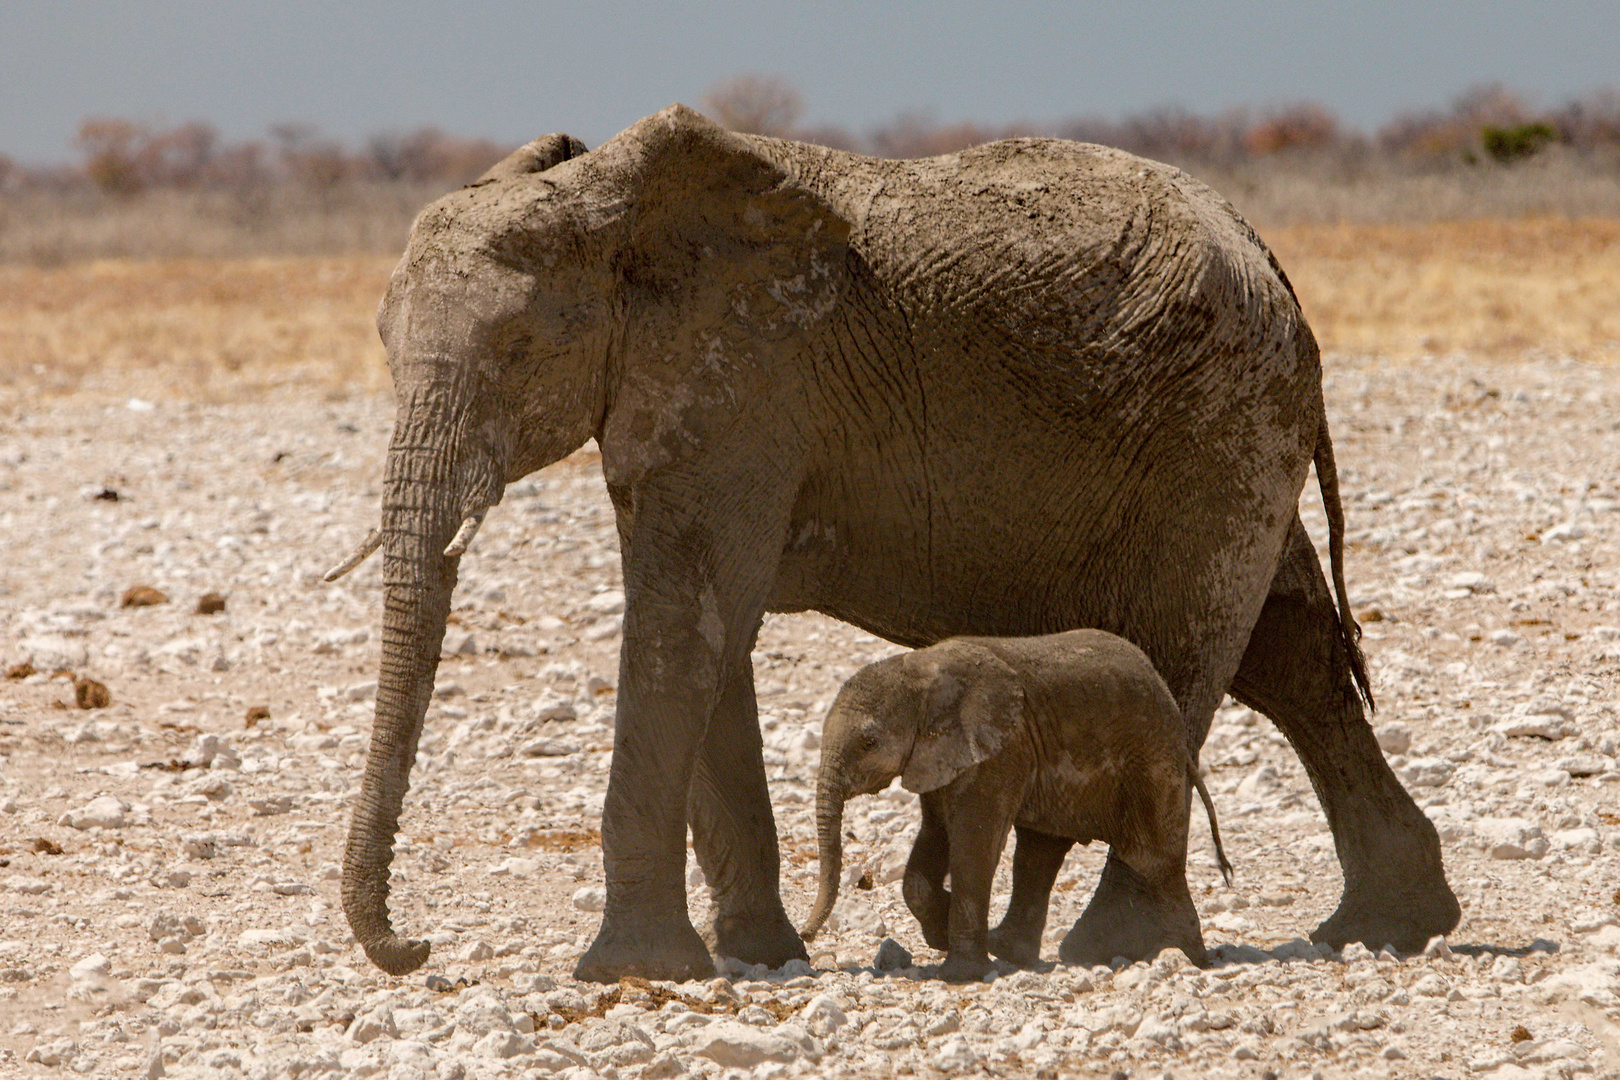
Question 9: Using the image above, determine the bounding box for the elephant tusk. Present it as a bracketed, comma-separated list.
[323, 528, 383, 582]
[443, 510, 487, 558]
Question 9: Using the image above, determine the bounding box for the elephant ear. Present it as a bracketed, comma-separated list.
[901, 642, 1025, 795]
[619, 104, 851, 330]
[475, 133, 588, 183]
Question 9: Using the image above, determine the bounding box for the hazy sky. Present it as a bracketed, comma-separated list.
[4, 1, 1617, 162]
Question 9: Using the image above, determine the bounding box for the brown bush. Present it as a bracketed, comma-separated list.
[1246, 104, 1341, 155]
[702, 74, 805, 137]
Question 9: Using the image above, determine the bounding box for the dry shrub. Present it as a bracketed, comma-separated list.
[702, 73, 805, 137]
[0, 183, 435, 264]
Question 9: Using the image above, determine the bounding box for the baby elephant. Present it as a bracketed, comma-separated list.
[801, 629, 1230, 981]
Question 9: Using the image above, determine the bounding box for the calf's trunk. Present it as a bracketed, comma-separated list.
[800, 775, 847, 941]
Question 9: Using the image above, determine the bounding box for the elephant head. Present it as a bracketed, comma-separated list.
[325, 108, 850, 976]
[800, 642, 1024, 941]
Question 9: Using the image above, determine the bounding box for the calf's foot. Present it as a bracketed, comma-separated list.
[987, 921, 1043, 968]
[938, 950, 993, 984]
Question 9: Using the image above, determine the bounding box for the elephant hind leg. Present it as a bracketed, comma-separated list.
[1058, 845, 1206, 969]
[902, 794, 952, 952]
[1229, 515, 1459, 953]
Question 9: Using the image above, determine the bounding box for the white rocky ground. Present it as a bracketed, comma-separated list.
[1, 352, 1619, 1080]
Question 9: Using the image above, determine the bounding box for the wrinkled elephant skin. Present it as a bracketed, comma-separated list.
[333, 105, 1458, 982]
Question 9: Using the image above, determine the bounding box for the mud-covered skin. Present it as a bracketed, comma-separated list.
[805, 631, 1227, 981]
[335, 104, 1454, 983]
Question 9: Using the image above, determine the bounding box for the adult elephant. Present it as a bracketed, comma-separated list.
[328, 104, 1458, 982]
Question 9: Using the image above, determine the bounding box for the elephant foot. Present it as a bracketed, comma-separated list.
[938, 951, 993, 984]
[1311, 876, 1461, 955]
[1059, 856, 1207, 969]
[1313, 810, 1461, 954]
[712, 907, 810, 970]
[574, 913, 715, 984]
[987, 922, 1042, 968]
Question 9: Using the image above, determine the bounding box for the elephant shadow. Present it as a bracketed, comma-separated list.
[1207, 935, 1560, 967]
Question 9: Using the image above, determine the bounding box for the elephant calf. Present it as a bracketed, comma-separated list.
[801, 629, 1230, 981]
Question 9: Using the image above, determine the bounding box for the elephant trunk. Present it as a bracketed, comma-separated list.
[801, 773, 847, 941]
[342, 383, 503, 976]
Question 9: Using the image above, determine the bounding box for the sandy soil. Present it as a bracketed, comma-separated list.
[2, 352, 1619, 1079]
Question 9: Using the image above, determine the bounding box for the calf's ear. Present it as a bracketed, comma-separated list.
[901, 643, 1024, 794]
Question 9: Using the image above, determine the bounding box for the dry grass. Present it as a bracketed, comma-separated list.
[1268, 217, 1620, 359]
[2, 219, 1615, 407]
[0, 257, 395, 405]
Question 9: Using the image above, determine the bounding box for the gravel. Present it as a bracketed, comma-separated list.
[2, 352, 1619, 1078]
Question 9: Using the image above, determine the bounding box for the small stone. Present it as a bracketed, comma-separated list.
[532, 690, 578, 722]
[933, 1035, 980, 1073]
[60, 795, 129, 830]
[69, 952, 111, 980]
[195, 592, 227, 615]
[1475, 818, 1547, 860]
[1236, 765, 1281, 801]
[583, 615, 623, 642]
[148, 912, 204, 945]
[348, 1005, 398, 1044]
[1399, 757, 1454, 788]
[801, 993, 849, 1035]
[74, 676, 110, 709]
[490, 856, 540, 878]
[584, 590, 626, 614]
[474, 1029, 530, 1058]
[243, 705, 271, 726]
[572, 885, 606, 912]
[1423, 936, 1455, 961]
[1411, 972, 1451, 997]
[24, 1037, 77, 1066]
[874, 937, 912, 972]
[1586, 925, 1620, 952]
[121, 585, 169, 608]
[1375, 723, 1412, 756]
[687, 1020, 818, 1067]
[520, 738, 580, 758]
[835, 899, 886, 938]
[1495, 716, 1573, 740]
[443, 630, 478, 656]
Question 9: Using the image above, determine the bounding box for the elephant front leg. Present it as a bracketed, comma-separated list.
[937, 787, 1016, 983]
[902, 794, 952, 952]
[573, 615, 719, 983]
[575, 471, 791, 983]
[988, 826, 1074, 968]
[687, 645, 808, 969]
[1059, 848, 1207, 968]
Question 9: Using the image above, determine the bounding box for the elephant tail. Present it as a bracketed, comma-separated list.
[1189, 762, 1233, 887]
[1313, 412, 1374, 712]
